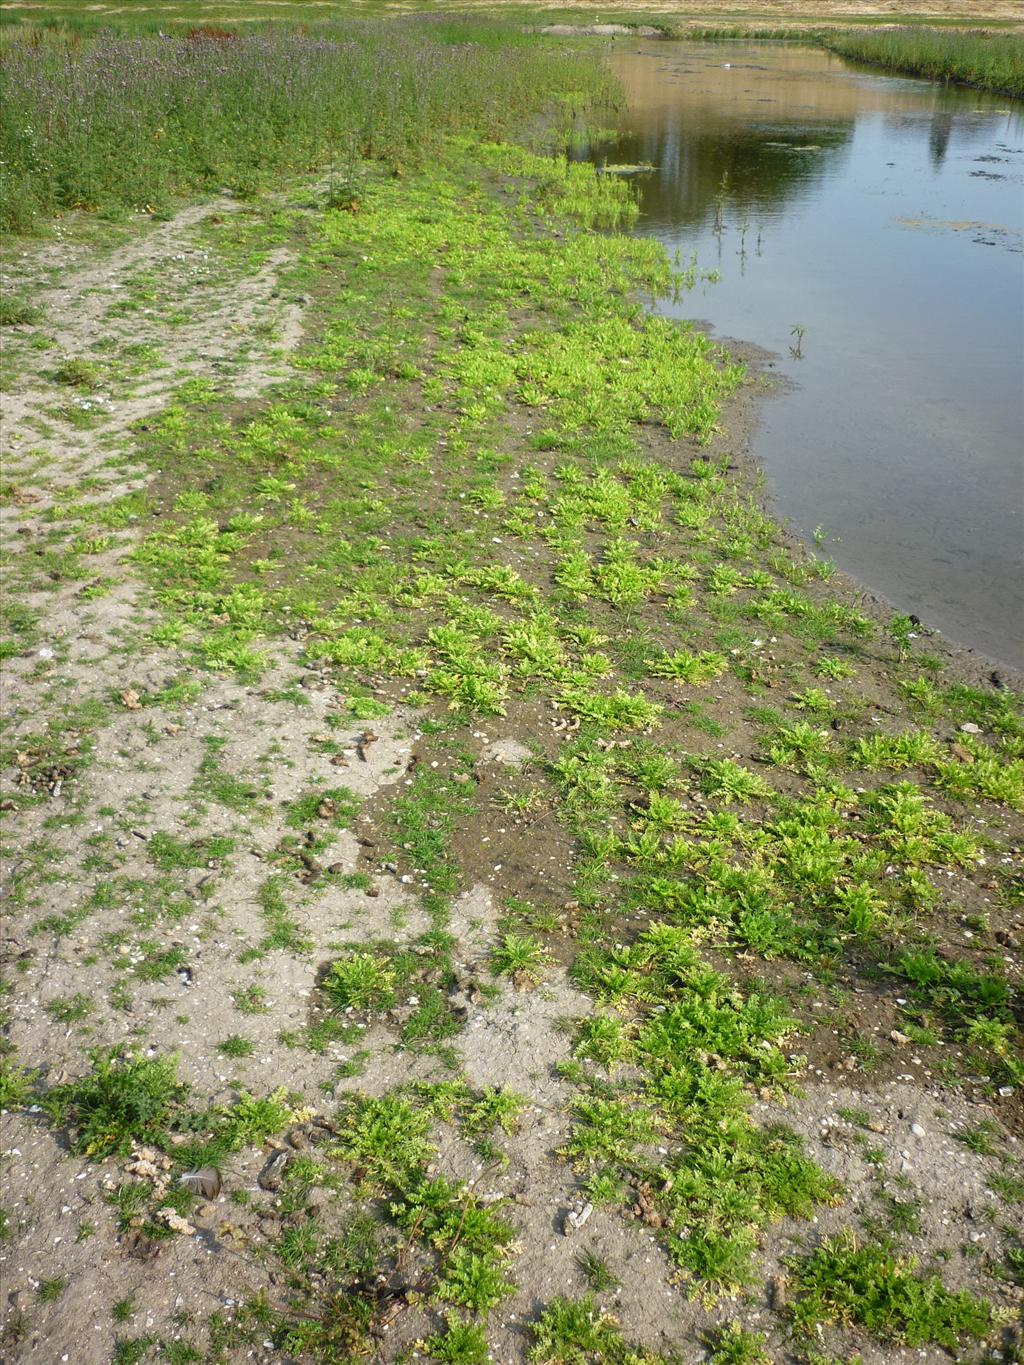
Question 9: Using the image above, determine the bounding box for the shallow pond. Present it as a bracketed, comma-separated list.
[580, 41, 1024, 668]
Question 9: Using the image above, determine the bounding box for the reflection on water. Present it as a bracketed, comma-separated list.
[579, 43, 1024, 668]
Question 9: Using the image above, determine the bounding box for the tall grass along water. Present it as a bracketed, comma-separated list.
[0, 20, 614, 230]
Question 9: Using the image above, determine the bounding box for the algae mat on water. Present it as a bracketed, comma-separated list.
[2, 128, 1023, 1364]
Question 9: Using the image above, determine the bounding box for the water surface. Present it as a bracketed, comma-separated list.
[581, 42, 1024, 668]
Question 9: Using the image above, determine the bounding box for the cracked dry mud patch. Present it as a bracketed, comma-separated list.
[2, 157, 1024, 1365]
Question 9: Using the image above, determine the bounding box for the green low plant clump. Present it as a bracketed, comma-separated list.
[40, 1048, 297, 1161]
[43, 1048, 188, 1158]
[823, 27, 1024, 99]
[529, 1293, 669, 1363]
[565, 923, 842, 1294]
[789, 1232, 993, 1349]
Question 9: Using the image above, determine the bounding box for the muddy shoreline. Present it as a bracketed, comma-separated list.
[701, 329, 1024, 691]
[2, 116, 1022, 1364]
[580, 34, 1024, 670]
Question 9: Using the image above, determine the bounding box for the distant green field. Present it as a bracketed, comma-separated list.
[1, 1, 1019, 32]
[0, 0, 429, 27]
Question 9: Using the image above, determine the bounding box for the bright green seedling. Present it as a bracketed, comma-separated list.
[490, 933, 551, 986]
[37, 1277, 68, 1303]
[424, 1316, 491, 1365]
[575, 1251, 620, 1294]
[705, 1321, 771, 1365]
[814, 655, 853, 681]
[324, 951, 398, 1013]
[529, 1294, 667, 1364]
[699, 759, 772, 804]
[436, 1247, 516, 1312]
[648, 649, 728, 683]
[572, 1015, 633, 1071]
[0, 1061, 37, 1111]
[933, 738, 1024, 809]
[849, 730, 941, 772]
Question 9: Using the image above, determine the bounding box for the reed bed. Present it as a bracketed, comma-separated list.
[0, 19, 614, 230]
[822, 27, 1024, 100]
